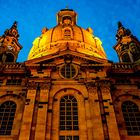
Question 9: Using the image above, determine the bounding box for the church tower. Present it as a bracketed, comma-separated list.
[0, 8, 140, 140]
[0, 21, 22, 63]
[114, 22, 140, 63]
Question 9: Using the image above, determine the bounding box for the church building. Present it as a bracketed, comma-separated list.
[0, 8, 140, 140]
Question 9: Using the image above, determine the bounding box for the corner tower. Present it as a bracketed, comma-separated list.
[114, 22, 140, 63]
[0, 21, 22, 63]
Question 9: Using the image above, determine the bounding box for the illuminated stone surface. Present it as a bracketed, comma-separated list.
[0, 8, 140, 140]
[28, 9, 106, 60]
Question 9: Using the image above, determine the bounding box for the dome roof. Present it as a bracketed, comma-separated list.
[28, 9, 107, 60]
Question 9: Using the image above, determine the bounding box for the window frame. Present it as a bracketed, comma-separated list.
[122, 101, 140, 135]
[0, 101, 16, 135]
[59, 95, 79, 131]
[60, 64, 77, 79]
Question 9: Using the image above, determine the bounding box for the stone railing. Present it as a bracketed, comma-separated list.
[0, 62, 25, 71]
[112, 63, 133, 69]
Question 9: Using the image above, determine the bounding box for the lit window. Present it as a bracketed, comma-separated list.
[60, 95, 79, 130]
[0, 101, 16, 135]
[60, 64, 76, 79]
[122, 101, 140, 135]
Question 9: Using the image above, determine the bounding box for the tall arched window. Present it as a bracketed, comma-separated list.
[60, 95, 79, 130]
[0, 101, 16, 135]
[122, 101, 140, 135]
[59, 95, 79, 140]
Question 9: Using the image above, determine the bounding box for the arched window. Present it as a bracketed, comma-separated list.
[121, 53, 131, 62]
[0, 101, 16, 135]
[122, 101, 140, 135]
[5, 53, 14, 62]
[60, 95, 79, 130]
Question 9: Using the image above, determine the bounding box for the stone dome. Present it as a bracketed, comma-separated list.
[28, 9, 107, 60]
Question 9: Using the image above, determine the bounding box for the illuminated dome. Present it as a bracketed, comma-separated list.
[28, 9, 107, 60]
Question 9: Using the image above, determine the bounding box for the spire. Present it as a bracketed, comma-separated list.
[4, 21, 19, 39]
[12, 21, 18, 28]
[66, 5, 69, 9]
[116, 21, 132, 41]
[118, 21, 123, 28]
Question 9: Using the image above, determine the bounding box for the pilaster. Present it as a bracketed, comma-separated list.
[99, 80, 120, 140]
[35, 82, 50, 140]
[19, 82, 38, 140]
[86, 82, 104, 140]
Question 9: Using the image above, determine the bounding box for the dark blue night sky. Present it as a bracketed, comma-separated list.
[0, 0, 140, 62]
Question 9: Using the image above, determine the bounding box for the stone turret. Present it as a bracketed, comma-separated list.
[114, 22, 140, 63]
[0, 21, 22, 63]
